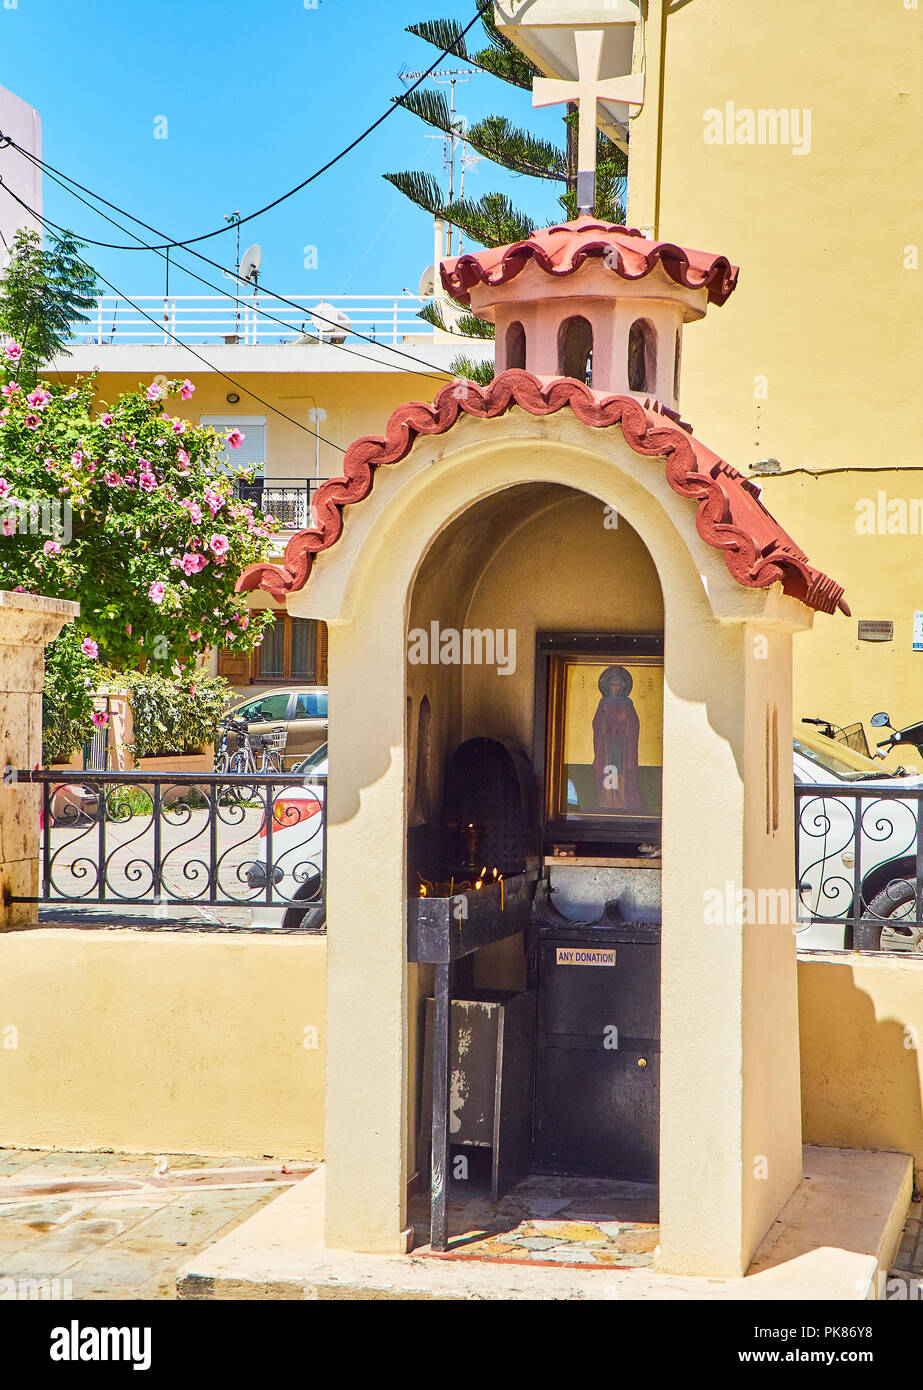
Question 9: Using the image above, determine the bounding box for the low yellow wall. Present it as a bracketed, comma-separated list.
[799, 952, 923, 1185]
[0, 929, 326, 1159]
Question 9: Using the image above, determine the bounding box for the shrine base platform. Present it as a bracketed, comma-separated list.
[177, 1146, 912, 1300]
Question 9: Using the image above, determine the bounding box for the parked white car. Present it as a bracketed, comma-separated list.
[244, 743, 327, 930]
[794, 727, 923, 952]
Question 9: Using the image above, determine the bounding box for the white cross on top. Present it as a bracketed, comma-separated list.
[532, 28, 645, 215]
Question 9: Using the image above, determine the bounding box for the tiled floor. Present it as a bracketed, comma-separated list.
[0, 1149, 312, 1299]
[410, 1171, 659, 1267]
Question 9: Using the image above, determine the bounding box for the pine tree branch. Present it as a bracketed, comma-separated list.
[466, 116, 566, 182]
[443, 192, 534, 248]
[406, 12, 539, 89]
[450, 354, 495, 386]
[405, 19, 471, 60]
[383, 170, 448, 221]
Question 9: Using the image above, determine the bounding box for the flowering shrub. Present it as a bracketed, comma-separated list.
[42, 623, 98, 764]
[0, 353, 278, 672]
[117, 668, 232, 759]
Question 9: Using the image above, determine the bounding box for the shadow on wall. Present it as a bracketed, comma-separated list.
[798, 955, 923, 1187]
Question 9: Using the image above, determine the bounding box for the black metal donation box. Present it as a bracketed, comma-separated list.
[531, 922, 661, 1180]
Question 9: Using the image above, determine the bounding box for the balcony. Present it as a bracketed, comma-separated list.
[72, 293, 437, 347]
[238, 479, 328, 531]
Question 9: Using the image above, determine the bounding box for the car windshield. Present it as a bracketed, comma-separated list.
[293, 742, 328, 773]
[793, 729, 898, 781]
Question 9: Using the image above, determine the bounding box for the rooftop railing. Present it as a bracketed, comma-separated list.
[70, 293, 436, 347]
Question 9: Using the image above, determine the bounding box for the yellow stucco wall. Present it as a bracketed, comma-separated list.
[52, 369, 447, 488]
[799, 952, 923, 1185]
[0, 930, 326, 1158]
[628, 0, 923, 738]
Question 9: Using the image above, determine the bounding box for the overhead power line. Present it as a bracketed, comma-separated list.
[0, 0, 494, 254]
[0, 177, 347, 452]
[2, 143, 473, 385]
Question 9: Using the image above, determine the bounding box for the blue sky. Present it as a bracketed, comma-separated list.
[0, 0, 566, 304]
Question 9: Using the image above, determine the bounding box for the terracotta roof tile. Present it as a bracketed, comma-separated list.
[441, 217, 739, 309]
[238, 371, 846, 617]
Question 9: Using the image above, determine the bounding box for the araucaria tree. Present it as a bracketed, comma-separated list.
[388, 12, 627, 237]
[0, 345, 278, 672]
[385, 11, 628, 379]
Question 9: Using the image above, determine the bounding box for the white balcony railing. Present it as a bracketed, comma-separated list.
[70, 294, 436, 348]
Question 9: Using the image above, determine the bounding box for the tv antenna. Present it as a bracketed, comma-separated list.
[398, 66, 480, 258]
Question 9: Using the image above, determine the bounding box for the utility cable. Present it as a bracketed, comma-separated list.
[0, 0, 494, 253]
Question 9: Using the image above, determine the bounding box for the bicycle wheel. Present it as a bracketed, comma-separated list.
[228, 750, 257, 803]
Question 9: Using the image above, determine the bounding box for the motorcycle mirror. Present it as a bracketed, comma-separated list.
[870, 712, 892, 728]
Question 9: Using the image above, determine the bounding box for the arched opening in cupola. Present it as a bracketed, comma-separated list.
[505, 321, 526, 371]
[559, 315, 594, 386]
[628, 318, 658, 393]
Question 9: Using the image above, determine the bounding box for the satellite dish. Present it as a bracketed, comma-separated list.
[310, 301, 351, 345]
[418, 264, 435, 298]
[238, 244, 262, 285]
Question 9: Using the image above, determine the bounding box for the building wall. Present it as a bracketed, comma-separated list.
[51, 368, 457, 488]
[799, 953, 923, 1186]
[628, 0, 923, 739]
[0, 930, 326, 1158]
[0, 84, 41, 267]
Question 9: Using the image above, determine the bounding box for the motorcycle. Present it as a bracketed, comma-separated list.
[868, 710, 923, 765]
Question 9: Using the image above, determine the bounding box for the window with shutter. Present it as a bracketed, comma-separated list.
[199, 415, 268, 472]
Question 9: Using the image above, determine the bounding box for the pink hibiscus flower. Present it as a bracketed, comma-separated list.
[1, 516, 17, 537]
[100, 412, 114, 426]
[145, 383, 163, 402]
[180, 379, 195, 400]
[92, 710, 108, 729]
[204, 487, 223, 517]
[209, 533, 230, 558]
[43, 540, 62, 557]
[0, 382, 20, 398]
[27, 388, 51, 409]
[225, 429, 245, 449]
[139, 472, 157, 493]
[3, 341, 23, 363]
[148, 581, 167, 604]
[0, 479, 10, 500]
[24, 414, 41, 430]
[81, 638, 99, 659]
[104, 471, 123, 486]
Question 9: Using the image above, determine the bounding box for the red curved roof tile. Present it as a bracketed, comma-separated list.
[237, 370, 847, 617]
[441, 217, 739, 309]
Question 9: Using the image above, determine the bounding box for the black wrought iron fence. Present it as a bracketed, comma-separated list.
[795, 781, 923, 952]
[11, 769, 326, 928]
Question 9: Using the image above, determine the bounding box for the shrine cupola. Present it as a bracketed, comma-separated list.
[441, 218, 739, 412]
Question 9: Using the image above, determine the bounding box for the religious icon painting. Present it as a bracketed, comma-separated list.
[534, 633, 664, 847]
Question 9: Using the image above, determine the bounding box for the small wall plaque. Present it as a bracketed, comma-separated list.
[858, 620, 894, 642]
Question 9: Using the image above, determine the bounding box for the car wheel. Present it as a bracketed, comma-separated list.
[858, 879, 923, 952]
[281, 872, 325, 930]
